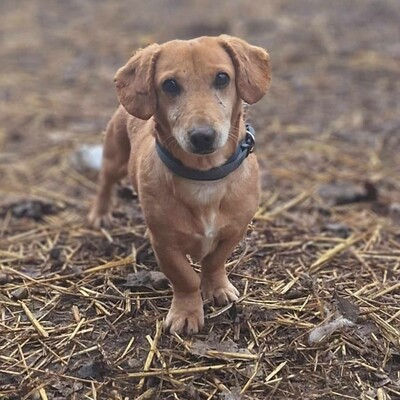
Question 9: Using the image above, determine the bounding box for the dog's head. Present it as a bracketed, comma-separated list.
[115, 35, 270, 156]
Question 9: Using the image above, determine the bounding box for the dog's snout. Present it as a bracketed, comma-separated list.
[188, 126, 216, 154]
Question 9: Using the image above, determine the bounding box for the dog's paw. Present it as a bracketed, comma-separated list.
[165, 295, 204, 335]
[202, 278, 239, 306]
[88, 209, 113, 229]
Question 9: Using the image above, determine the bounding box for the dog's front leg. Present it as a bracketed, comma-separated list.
[201, 237, 242, 306]
[152, 243, 204, 335]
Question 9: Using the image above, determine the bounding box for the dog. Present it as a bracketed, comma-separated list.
[88, 35, 271, 334]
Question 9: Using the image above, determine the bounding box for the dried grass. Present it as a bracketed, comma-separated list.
[1, 0, 400, 399]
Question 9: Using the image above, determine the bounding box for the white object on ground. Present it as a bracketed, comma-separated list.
[309, 316, 355, 344]
[71, 144, 103, 171]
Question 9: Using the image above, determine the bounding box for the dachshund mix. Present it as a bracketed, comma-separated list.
[89, 35, 271, 334]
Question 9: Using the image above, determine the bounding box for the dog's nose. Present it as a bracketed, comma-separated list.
[188, 126, 217, 154]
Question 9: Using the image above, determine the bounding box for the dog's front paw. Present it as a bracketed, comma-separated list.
[202, 278, 239, 306]
[88, 208, 113, 229]
[165, 294, 204, 335]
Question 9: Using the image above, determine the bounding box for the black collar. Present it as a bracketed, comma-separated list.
[155, 124, 255, 181]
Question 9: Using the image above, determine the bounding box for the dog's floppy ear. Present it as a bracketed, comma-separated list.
[114, 43, 161, 120]
[219, 35, 271, 104]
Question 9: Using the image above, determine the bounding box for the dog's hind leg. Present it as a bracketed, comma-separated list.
[88, 114, 130, 228]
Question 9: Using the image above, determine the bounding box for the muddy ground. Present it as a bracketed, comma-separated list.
[1, 0, 400, 399]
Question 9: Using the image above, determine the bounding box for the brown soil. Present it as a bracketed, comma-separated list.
[1, 0, 399, 399]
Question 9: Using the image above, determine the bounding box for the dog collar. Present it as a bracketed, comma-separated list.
[155, 124, 255, 181]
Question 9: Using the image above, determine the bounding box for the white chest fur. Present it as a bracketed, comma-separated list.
[195, 210, 218, 260]
[203, 210, 217, 237]
[186, 180, 225, 205]
[175, 179, 226, 260]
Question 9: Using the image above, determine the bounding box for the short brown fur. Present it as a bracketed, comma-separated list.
[89, 35, 271, 334]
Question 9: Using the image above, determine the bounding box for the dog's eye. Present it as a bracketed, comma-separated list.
[214, 72, 230, 89]
[162, 79, 180, 95]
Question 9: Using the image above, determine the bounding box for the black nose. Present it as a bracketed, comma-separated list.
[188, 126, 217, 154]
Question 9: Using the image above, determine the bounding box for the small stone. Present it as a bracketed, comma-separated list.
[30, 390, 41, 400]
[0, 273, 11, 285]
[390, 203, 400, 212]
[11, 287, 28, 300]
[10, 200, 58, 221]
[127, 358, 142, 368]
[389, 203, 400, 220]
[124, 270, 169, 291]
[77, 358, 107, 380]
[318, 181, 378, 206]
[323, 222, 351, 238]
[333, 292, 360, 323]
[49, 247, 62, 260]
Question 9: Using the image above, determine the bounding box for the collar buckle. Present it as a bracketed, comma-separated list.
[242, 123, 255, 157]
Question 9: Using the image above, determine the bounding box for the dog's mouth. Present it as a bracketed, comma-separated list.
[188, 146, 216, 155]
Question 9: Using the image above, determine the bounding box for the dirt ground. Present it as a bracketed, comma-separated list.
[1, 0, 400, 399]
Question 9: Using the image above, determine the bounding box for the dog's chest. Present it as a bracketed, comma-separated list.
[192, 209, 219, 260]
[184, 180, 225, 205]
[177, 180, 227, 260]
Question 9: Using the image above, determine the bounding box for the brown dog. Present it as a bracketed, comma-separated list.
[89, 35, 271, 334]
